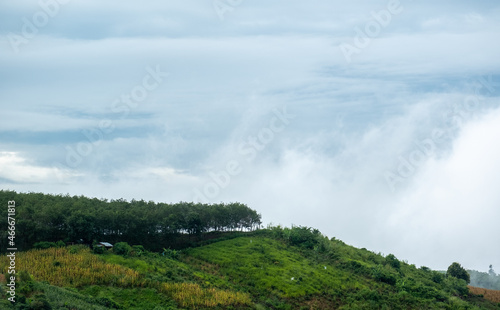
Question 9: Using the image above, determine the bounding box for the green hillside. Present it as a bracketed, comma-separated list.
[1, 228, 500, 309]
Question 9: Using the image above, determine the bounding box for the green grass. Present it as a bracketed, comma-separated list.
[80, 286, 179, 309]
[100, 254, 157, 274]
[186, 237, 357, 298]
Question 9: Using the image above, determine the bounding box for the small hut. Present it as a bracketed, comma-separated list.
[96, 242, 113, 249]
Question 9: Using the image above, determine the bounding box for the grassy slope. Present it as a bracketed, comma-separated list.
[185, 236, 500, 309]
[2, 231, 500, 309]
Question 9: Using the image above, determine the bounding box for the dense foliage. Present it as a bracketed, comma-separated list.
[0, 190, 261, 251]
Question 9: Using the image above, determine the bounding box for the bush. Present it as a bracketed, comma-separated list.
[113, 242, 132, 256]
[68, 245, 87, 254]
[385, 254, 401, 270]
[372, 266, 397, 285]
[19, 271, 33, 282]
[444, 277, 469, 296]
[96, 297, 121, 309]
[131, 245, 145, 256]
[18, 271, 35, 295]
[347, 260, 369, 275]
[286, 226, 321, 249]
[28, 294, 52, 310]
[93, 246, 105, 254]
[33, 242, 57, 250]
[162, 248, 179, 260]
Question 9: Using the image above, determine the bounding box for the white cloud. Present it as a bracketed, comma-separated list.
[0, 152, 79, 184]
[383, 107, 500, 270]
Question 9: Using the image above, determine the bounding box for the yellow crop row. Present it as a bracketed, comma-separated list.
[1, 247, 252, 308]
[0, 247, 143, 288]
[160, 282, 252, 308]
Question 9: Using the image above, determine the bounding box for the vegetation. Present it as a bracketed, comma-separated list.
[1, 191, 499, 309]
[113, 242, 132, 256]
[0, 246, 143, 288]
[448, 262, 471, 284]
[0, 190, 261, 252]
[160, 283, 251, 308]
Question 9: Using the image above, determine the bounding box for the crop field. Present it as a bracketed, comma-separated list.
[160, 282, 251, 307]
[469, 286, 500, 303]
[0, 246, 143, 288]
[0, 245, 252, 309]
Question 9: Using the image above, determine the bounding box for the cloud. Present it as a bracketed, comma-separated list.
[382, 107, 500, 270]
[0, 151, 79, 184]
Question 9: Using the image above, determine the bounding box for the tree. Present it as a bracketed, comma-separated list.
[66, 212, 96, 244]
[447, 262, 470, 283]
[489, 264, 496, 276]
[0, 190, 262, 252]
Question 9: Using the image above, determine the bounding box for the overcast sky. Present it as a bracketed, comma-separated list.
[1, 0, 500, 272]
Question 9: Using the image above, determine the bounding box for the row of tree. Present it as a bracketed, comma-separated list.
[0, 190, 261, 251]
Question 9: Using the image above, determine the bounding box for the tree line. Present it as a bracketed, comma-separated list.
[0, 190, 261, 251]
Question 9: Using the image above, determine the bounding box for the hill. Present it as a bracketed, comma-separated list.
[1, 191, 500, 309]
[0, 227, 499, 309]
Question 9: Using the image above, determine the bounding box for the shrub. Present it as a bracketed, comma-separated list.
[33, 242, 57, 250]
[19, 271, 35, 295]
[19, 270, 33, 282]
[96, 297, 121, 309]
[28, 294, 52, 310]
[347, 260, 366, 274]
[162, 248, 179, 260]
[131, 245, 146, 257]
[93, 246, 105, 254]
[385, 254, 401, 270]
[114, 242, 132, 256]
[372, 266, 397, 285]
[444, 277, 469, 296]
[68, 245, 87, 254]
[286, 226, 321, 249]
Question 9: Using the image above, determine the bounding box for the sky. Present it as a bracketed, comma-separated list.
[1, 0, 500, 272]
